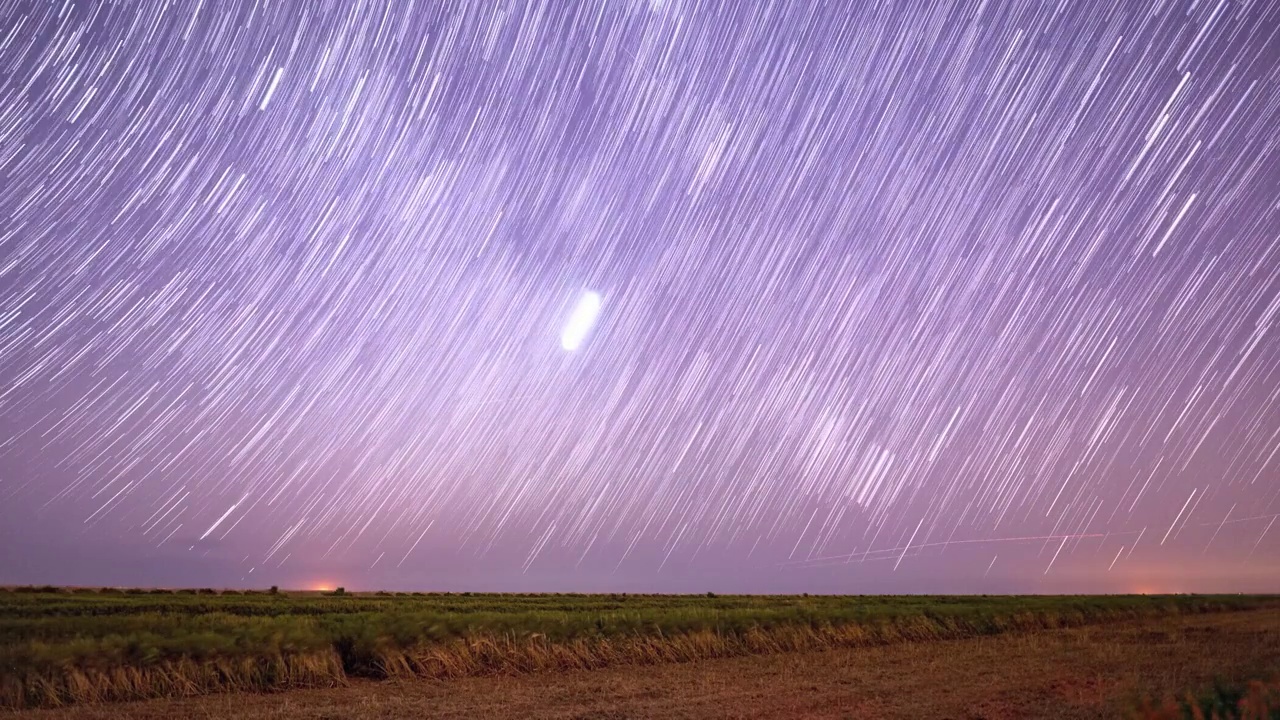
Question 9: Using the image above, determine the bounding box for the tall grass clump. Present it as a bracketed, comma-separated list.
[1134, 678, 1280, 719]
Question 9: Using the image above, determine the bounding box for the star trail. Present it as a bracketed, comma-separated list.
[1, 0, 1278, 593]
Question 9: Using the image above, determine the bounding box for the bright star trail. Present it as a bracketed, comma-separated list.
[1, 1, 1278, 593]
[561, 291, 602, 351]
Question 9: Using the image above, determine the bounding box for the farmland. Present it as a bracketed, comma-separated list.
[2, 588, 1277, 711]
[12, 606, 1279, 720]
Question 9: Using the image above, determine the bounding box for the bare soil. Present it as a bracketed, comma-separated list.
[12, 608, 1280, 719]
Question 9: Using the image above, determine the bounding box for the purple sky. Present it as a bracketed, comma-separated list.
[1, 0, 1278, 594]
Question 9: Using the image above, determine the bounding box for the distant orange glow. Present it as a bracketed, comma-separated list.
[1130, 584, 1177, 595]
[309, 582, 336, 592]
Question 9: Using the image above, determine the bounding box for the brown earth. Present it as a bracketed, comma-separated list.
[11, 608, 1280, 720]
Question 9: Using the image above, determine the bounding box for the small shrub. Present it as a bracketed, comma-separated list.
[15, 585, 61, 594]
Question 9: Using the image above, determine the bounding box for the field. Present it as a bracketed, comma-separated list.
[11, 607, 1279, 720]
[2, 587, 1279, 714]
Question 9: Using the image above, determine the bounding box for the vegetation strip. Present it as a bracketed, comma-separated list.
[1135, 677, 1280, 719]
[2, 588, 1276, 709]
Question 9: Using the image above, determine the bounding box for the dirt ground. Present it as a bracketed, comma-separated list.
[12, 608, 1280, 720]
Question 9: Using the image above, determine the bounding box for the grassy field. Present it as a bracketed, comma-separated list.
[7, 605, 1280, 720]
[2, 586, 1277, 711]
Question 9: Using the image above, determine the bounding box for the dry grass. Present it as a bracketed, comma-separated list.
[1133, 678, 1280, 719]
[370, 605, 1205, 680]
[0, 651, 345, 710]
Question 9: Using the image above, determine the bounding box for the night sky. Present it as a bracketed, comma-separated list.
[2, 0, 1279, 594]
